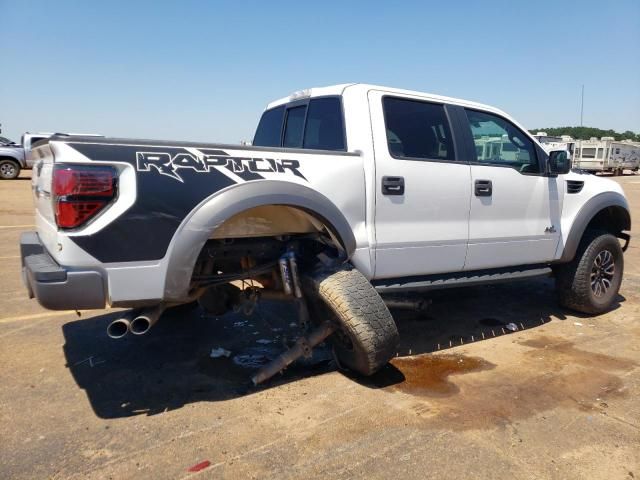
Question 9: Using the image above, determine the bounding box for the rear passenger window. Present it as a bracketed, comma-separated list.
[253, 96, 347, 150]
[253, 106, 284, 147]
[383, 97, 455, 161]
[303, 97, 345, 150]
[283, 106, 307, 148]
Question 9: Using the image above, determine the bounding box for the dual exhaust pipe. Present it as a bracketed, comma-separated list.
[107, 305, 165, 339]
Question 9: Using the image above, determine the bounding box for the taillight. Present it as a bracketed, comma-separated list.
[52, 165, 117, 229]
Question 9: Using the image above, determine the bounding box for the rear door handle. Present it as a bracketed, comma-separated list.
[382, 176, 405, 195]
[475, 179, 492, 197]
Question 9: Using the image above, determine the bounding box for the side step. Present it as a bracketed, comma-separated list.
[373, 265, 552, 293]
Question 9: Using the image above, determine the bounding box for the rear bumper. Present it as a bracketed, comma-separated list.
[20, 231, 106, 310]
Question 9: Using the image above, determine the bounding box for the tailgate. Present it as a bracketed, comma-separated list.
[30, 143, 58, 256]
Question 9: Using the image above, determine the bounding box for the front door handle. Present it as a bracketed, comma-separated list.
[382, 176, 405, 195]
[475, 179, 492, 197]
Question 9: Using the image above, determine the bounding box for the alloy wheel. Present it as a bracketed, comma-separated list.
[590, 249, 615, 297]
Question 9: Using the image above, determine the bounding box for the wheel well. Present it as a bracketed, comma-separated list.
[584, 205, 631, 236]
[162, 180, 358, 302]
[559, 197, 631, 264]
[189, 205, 345, 295]
[0, 157, 21, 165]
[210, 205, 340, 245]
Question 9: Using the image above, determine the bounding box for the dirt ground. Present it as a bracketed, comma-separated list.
[1, 171, 638, 480]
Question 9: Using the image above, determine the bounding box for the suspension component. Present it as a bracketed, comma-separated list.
[287, 251, 303, 298]
[251, 322, 335, 385]
[279, 255, 293, 295]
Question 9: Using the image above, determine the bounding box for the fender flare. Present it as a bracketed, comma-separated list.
[558, 192, 631, 263]
[163, 180, 357, 300]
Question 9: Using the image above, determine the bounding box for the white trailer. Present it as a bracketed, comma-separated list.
[573, 138, 640, 175]
[534, 133, 576, 162]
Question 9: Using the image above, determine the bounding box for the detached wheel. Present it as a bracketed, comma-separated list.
[304, 264, 399, 376]
[555, 231, 624, 314]
[0, 160, 20, 179]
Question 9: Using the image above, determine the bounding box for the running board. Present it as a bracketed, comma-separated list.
[373, 265, 552, 293]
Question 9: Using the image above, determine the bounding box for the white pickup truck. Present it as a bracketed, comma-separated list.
[21, 84, 631, 382]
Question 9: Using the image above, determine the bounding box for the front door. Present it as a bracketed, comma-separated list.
[460, 108, 562, 270]
[369, 90, 472, 279]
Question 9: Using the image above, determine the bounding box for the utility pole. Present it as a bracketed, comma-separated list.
[580, 84, 584, 127]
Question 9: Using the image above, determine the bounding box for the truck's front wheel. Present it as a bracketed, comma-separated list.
[305, 265, 399, 376]
[0, 160, 20, 180]
[555, 231, 624, 314]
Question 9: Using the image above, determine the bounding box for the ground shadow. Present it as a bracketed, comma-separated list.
[62, 300, 334, 418]
[62, 276, 625, 418]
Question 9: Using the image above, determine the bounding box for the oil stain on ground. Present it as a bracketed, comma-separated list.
[365, 335, 637, 431]
[365, 354, 495, 397]
[520, 335, 638, 371]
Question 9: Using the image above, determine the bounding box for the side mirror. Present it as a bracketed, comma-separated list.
[548, 150, 571, 175]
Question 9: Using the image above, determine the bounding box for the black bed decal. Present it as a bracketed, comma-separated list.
[64, 143, 308, 262]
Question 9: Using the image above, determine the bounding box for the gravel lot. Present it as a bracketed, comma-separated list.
[1, 172, 638, 479]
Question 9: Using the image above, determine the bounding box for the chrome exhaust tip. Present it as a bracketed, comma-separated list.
[107, 317, 131, 339]
[130, 305, 165, 336]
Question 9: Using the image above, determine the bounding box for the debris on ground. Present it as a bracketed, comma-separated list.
[233, 346, 278, 368]
[209, 347, 232, 358]
[505, 322, 518, 332]
[187, 460, 211, 472]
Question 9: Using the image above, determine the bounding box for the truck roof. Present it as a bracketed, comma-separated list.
[266, 83, 511, 119]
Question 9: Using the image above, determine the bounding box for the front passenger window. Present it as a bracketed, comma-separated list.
[465, 109, 539, 173]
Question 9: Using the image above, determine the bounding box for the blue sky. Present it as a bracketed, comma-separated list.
[1, 0, 639, 143]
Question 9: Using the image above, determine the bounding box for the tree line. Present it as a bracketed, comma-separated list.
[529, 127, 640, 142]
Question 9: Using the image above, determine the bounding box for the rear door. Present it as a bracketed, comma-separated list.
[368, 90, 472, 279]
[459, 108, 562, 270]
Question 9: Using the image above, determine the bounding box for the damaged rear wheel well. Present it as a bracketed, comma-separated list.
[209, 205, 345, 248]
[189, 205, 347, 300]
[163, 181, 357, 302]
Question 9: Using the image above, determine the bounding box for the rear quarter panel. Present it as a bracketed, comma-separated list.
[57, 141, 366, 262]
[40, 139, 367, 303]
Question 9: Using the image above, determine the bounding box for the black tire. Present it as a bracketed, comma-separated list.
[0, 160, 20, 180]
[304, 264, 399, 376]
[555, 231, 624, 314]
